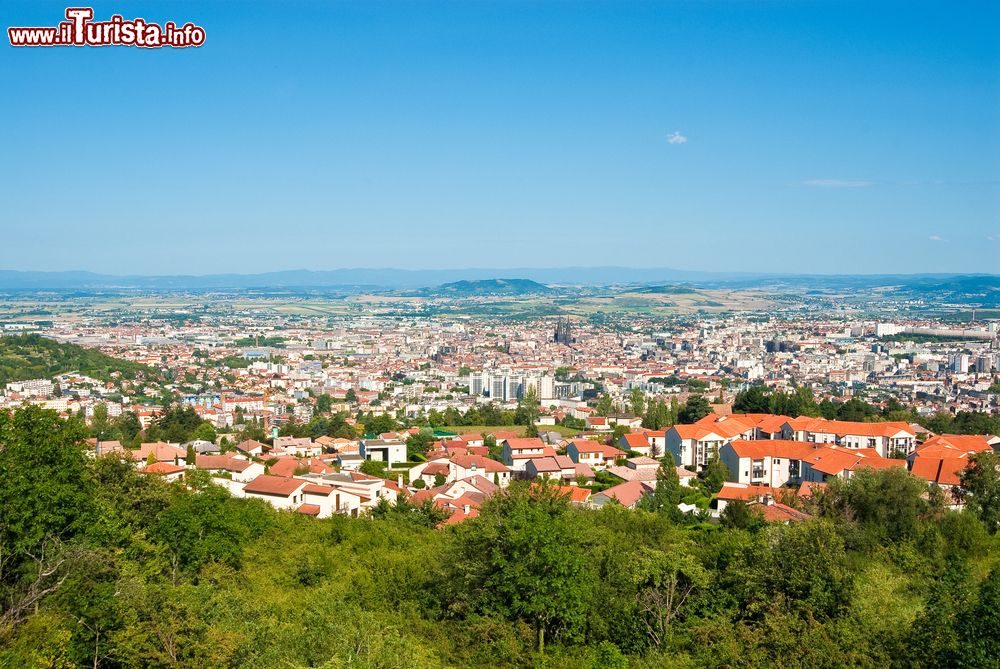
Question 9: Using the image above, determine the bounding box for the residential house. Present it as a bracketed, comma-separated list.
[300, 483, 364, 518]
[607, 415, 644, 429]
[618, 432, 654, 456]
[605, 456, 660, 483]
[137, 461, 186, 482]
[567, 440, 624, 470]
[782, 418, 916, 458]
[242, 474, 308, 510]
[586, 416, 611, 432]
[360, 438, 407, 466]
[273, 436, 321, 457]
[531, 482, 593, 506]
[665, 425, 731, 470]
[801, 447, 906, 483]
[590, 480, 654, 509]
[195, 454, 265, 482]
[336, 453, 364, 471]
[719, 439, 818, 488]
[411, 476, 499, 525]
[235, 439, 266, 458]
[715, 482, 781, 513]
[268, 456, 334, 478]
[524, 455, 577, 482]
[906, 434, 991, 505]
[408, 458, 452, 487]
[132, 441, 187, 466]
[500, 437, 555, 472]
[449, 454, 511, 487]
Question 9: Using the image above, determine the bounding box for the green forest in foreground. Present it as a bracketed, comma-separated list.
[1, 406, 999, 669]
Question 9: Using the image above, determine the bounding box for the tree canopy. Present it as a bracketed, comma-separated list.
[0, 405, 998, 668]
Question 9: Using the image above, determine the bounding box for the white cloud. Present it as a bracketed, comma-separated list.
[987, 234, 999, 241]
[929, 235, 946, 242]
[802, 179, 874, 188]
[667, 131, 687, 145]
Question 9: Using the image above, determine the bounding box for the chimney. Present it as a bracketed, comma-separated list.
[397, 474, 404, 487]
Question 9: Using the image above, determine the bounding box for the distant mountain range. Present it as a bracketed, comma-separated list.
[0, 269, 996, 301]
[0, 267, 734, 291]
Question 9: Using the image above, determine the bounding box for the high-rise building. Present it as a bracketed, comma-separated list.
[469, 371, 485, 396]
[974, 356, 992, 374]
[948, 354, 970, 374]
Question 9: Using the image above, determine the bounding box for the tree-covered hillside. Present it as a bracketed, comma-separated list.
[1, 405, 998, 668]
[0, 334, 157, 385]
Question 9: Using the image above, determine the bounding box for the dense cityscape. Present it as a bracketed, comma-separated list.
[1, 284, 999, 666]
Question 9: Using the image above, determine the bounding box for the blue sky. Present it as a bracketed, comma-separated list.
[2, 1, 998, 275]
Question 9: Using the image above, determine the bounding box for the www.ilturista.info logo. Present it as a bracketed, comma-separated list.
[8, 7, 205, 48]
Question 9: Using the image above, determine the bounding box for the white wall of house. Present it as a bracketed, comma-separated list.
[244, 487, 306, 511]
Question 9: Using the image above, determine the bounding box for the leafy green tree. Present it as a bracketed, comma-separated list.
[766, 519, 853, 620]
[832, 467, 929, 543]
[638, 452, 682, 520]
[678, 395, 711, 424]
[906, 557, 976, 667]
[629, 546, 708, 648]
[364, 413, 398, 436]
[359, 459, 388, 479]
[484, 434, 501, 461]
[89, 403, 112, 440]
[449, 483, 593, 653]
[515, 386, 540, 427]
[153, 484, 269, 578]
[609, 424, 629, 446]
[155, 404, 204, 443]
[960, 450, 1000, 533]
[237, 418, 267, 444]
[629, 388, 645, 417]
[702, 457, 730, 493]
[720, 500, 764, 530]
[641, 399, 665, 430]
[190, 421, 216, 443]
[595, 394, 615, 417]
[406, 429, 435, 460]
[314, 393, 333, 414]
[114, 411, 142, 446]
[954, 564, 1000, 667]
[733, 386, 770, 413]
[0, 407, 94, 630]
[371, 496, 449, 528]
[835, 397, 879, 422]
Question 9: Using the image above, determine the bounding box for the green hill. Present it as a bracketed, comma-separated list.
[632, 284, 697, 294]
[423, 278, 554, 296]
[0, 334, 158, 385]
